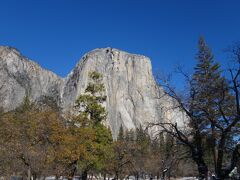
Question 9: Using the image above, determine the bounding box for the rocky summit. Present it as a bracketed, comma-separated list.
[0, 46, 187, 138]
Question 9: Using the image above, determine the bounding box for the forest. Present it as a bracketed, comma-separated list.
[0, 37, 240, 180]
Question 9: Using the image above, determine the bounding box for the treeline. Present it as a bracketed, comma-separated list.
[0, 107, 195, 180]
[0, 71, 193, 180]
[111, 125, 197, 179]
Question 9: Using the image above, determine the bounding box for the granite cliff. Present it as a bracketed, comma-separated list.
[0, 46, 187, 137]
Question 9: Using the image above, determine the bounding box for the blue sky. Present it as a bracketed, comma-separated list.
[1, 0, 240, 87]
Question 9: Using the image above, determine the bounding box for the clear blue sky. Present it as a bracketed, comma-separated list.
[1, 0, 240, 86]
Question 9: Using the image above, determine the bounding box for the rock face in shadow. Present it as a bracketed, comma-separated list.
[0, 46, 63, 111]
[0, 46, 187, 138]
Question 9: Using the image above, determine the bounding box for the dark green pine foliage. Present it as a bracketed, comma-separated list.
[191, 37, 231, 135]
[194, 37, 221, 80]
[125, 129, 135, 142]
[136, 125, 151, 154]
[75, 71, 107, 125]
[191, 37, 233, 176]
[191, 37, 222, 169]
[192, 36, 223, 122]
[117, 125, 125, 141]
[17, 95, 32, 113]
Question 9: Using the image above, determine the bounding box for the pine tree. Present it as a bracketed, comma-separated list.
[191, 37, 234, 178]
[117, 125, 125, 141]
[192, 37, 223, 124]
[75, 71, 107, 125]
[191, 37, 220, 172]
[74, 71, 113, 180]
[125, 129, 135, 142]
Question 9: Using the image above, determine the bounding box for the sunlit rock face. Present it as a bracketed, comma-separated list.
[0, 46, 187, 138]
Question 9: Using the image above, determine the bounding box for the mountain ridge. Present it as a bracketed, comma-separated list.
[0, 46, 187, 137]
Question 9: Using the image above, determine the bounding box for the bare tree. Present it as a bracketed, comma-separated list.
[150, 39, 240, 179]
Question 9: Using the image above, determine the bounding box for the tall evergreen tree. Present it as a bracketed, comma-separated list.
[75, 71, 112, 180]
[192, 36, 223, 124]
[192, 37, 223, 172]
[193, 37, 223, 105]
[191, 37, 235, 178]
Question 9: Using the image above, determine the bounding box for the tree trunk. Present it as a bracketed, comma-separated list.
[135, 173, 138, 180]
[32, 173, 37, 180]
[196, 160, 208, 180]
[82, 170, 88, 180]
[27, 169, 31, 180]
[191, 132, 208, 180]
[230, 144, 240, 170]
[211, 124, 218, 172]
[192, 148, 208, 179]
[6, 175, 11, 180]
[215, 134, 226, 179]
[219, 143, 240, 179]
